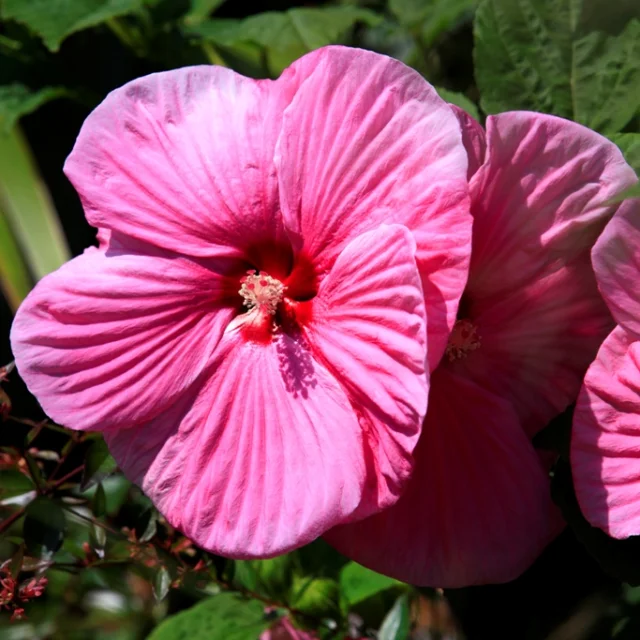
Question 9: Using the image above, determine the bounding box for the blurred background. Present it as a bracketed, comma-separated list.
[1, 0, 640, 638]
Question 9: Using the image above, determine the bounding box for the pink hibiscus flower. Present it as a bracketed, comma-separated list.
[10, 46, 472, 557]
[571, 194, 640, 538]
[325, 109, 638, 586]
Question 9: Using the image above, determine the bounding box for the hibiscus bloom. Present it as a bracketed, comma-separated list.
[10, 46, 472, 557]
[571, 195, 640, 538]
[325, 109, 637, 586]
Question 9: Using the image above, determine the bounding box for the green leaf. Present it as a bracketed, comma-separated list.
[0, 206, 32, 311]
[89, 520, 107, 552]
[81, 439, 117, 490]
[186, 7, 381, 76]
[340, 562, 403, 606]
[235, 555, 293, 600]
[1, 0, 145, 52]
[610, 133, 640, 175]
[0, 470, 35, 500]
[572, 20, 640, 134]
[390, 0, 475, 45]
[474, 0, 640, 133]
[290, 577, 341, 619]
[184, 0, 227, 26]
[147, 592, 271, 640]
[0, 127, 70, 282]
[153, 566, 172, 602]
[378, 594, 411, 640]
[434, 87, 480, 120]
[91, 482, 107, 517]
[23, 497, 66, 557]
[0, 84, 70, 134]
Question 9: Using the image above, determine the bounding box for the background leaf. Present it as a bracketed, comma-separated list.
[610, 133, 640, 175]
[0, 84, 70, 133]
[435, 86, 481, 120]
[23, 497, 67, 557]
[0, 127, 70, 282]
[147, 592, 271, 640]
[340, 562, 402, 607]
[81, 438, 118, 490]
[0, 469, 35, 500]
[474, 0, 640, 133]
[1, 0, 145, 51]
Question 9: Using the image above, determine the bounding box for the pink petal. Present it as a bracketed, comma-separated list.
[10, 246, 237, 431]
[572, 326, 640, 538]
[458, 252, 614, 437]
[308, 224, 428, 518]
[456, 112, 635, 435]
[105, 330, 366, 558]
[277, 46, 471, 370]
[325, 369, 563, 587]
[64, 66, 292, 259]
[468, 112, 637, 300]
[450, 104, 486, 179]
[591, 199, 640, 338]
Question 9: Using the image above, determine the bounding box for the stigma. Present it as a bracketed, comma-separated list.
[445, 319, 481, 361]
[239, 270, 286, 316]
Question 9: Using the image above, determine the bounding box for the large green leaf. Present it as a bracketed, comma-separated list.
[0, 127, 70, 282]
[474, 0, 640, 133]
[186, 7, 381, 76]
[23, 497, 67, 557]
[290, 577, 341, 619]
[147, 592, 271, 640]
[340, 562, 403, 607]
[0, 84, 70, 134]
[1, 0, 144, 51]
[390, 0, 475, 45]
[0, 469, 35, 500]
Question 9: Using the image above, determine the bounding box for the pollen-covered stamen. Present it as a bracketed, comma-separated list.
[445, 319, 481, 361]
[239, 270, 286, 315]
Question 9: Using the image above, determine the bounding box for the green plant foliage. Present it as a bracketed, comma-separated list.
[0, 469, 35, 500]
[435, 87, 481, 120]
[0, 127, 70, 282]
[474, 0, 640, 133]
[0, 84, 70, 133]
[290, 576, 341, 619]
[235, 554, 294, 601]
[185, 7, 381, 76]
[23, 497, 67, 557]
[378, 593, 411, 640]
[184, 0, 227, 26]
[0, 206, 31, 310]
[81, 439, 118, 490]
[610, 133, 640, 175]
[147, 592, 272, 640]
[390, 0, 476, 45]
[339, 561, 402, 606]
[1, 0, 145, 51]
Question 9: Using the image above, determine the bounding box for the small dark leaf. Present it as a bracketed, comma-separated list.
[23, 451, 45, 490]
[153, 565, 172, 602]
[138, 507, 158, 542]
[23, 497, 66, 557]
[532, 405, 574, 458]
[9, 543, 24, 579]
[81, 439, 117, 490]
[0, 469, 35, 500]
[91, 482, 107, 517]
[378, 594, 411, 640]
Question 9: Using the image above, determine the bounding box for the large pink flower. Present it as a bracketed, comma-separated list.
[10, 47, 472, 557]
[571, 195, 640, 538]
[326, 110, 637, 586]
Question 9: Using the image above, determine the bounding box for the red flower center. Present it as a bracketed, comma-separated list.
[445, 319, 481, 361]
